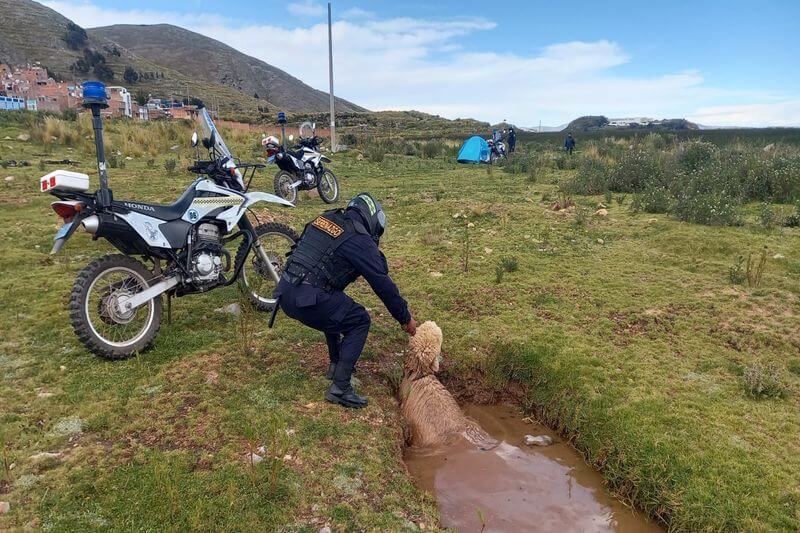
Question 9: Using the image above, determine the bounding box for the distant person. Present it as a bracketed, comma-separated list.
[507, 127, 517, 153]
[564, 132, 576, 154]
[492, 129, 502, 143]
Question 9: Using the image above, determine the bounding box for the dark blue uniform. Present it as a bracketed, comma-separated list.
[276, 209, 410, 396]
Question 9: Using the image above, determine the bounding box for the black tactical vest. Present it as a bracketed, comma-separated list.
[282, 209, 360, 291]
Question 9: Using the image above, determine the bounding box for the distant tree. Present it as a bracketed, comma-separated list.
[64, 22, 88, 50]
[254, 92, 260, 99]
[70, 58, 90, 75]
[123, 66, 139, 84]
[134, 89, 149, 106]
[93, 63, 114, 81]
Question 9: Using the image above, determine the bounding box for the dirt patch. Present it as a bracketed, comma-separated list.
[122, 391, 224, 455]
[609, 304, 683, 345]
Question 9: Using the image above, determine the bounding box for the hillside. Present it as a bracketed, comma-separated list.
[0, 0, 363, 120]
[89, 24, 365, 114]
[563, 115, 699, 132]
[564, 115, 610, 132]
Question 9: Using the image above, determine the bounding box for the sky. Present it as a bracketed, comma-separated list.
[41, 0, 800, 127]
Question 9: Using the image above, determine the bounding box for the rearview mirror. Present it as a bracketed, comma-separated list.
[191, 131, 198, 147]
[202, 131, 216, 149]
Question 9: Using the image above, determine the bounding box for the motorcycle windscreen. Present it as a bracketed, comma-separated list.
[197, 108, 234, 159]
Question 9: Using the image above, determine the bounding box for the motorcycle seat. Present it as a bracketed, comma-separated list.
[114, 183, 197, 221]
[286, 148, 306, 160]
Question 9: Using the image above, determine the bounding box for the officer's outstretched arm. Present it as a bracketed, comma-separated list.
[341, 235, 411, 325]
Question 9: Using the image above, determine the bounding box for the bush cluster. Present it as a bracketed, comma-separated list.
[564, 137, 800, 226]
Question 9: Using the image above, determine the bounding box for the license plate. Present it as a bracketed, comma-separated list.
[55, 221, 74, 240]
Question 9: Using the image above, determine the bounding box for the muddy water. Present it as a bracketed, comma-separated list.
[404, 404, 663, 533]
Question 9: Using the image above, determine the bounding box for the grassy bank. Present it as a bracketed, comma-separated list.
[1, 114, 799, 530]
[0, 116, 438, 530]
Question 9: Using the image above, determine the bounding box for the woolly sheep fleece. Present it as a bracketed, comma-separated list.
[400, 321, 495, 449]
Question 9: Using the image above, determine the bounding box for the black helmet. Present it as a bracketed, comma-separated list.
[347, 192, 387, 242]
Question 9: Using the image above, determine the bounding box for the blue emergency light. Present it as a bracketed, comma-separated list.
[82, 81, 109, 109]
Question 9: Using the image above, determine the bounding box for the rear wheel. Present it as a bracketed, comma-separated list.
[274, 170, 298, 204]
[317, 169, 339, 204]
[70, 254, 162, 360]
[237, 222, 299, 311]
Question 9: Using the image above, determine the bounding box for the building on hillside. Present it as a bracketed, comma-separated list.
[138, 102, 168, 121]
[167, 104, 199, 120]
[0, 95, 25, 110]
[607, 117, 654, 127]
[105, 86, 133, 117]
[1, 65, 83, 111]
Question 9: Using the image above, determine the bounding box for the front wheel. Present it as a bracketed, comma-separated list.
[317, 169, 339, 204]
[237, 222, 299, 311]
[69, 254, 162, 360]
[274, 170, 298, 204]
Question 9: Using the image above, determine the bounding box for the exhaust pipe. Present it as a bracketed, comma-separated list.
[82, 215, 99, 234]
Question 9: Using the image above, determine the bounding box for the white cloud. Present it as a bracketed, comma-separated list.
[287, 1, 326, 18]
[41, 0, 800, 127]
[688, 101, 800, 128]
[341, 7, 375, 19]
[41, 1, 228, 27]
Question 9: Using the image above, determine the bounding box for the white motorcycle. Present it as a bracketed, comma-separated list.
[266, 122, 339, 204]
[42, 82, 297, 360]
[488, 139, 507, 163]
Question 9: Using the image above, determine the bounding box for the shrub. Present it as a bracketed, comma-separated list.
[678, 141, 717, 171]
[746, 247, 768, 288]
[609, 149, 662, 192]
[526, 165, 539, 184]
[728, 256, 746, 285]
[564, 155, 609, 195]
[671, 169, 741, 226]
[555, 153, 577, 170]
[743, 362, 787, 399]
[421, 140, 444, 159]
[574, 207, 590, 227]
[146, 158, 156, 169]
[758, 203, 777, 229]
[163, 158, 177, 174]
[61, 108, 78, 121]
[632, 185, 671, 214]
[364, 144, 385, 163]
[107, 153, 119, 168]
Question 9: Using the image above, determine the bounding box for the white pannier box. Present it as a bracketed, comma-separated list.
[40, 170, 90, 193]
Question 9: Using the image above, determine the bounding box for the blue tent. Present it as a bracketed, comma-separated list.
[457, 136, 489, 163]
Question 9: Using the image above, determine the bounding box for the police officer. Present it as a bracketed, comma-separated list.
[275, 193, 416, 408]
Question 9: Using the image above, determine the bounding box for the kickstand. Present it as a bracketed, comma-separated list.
[166, 293, 172, 325]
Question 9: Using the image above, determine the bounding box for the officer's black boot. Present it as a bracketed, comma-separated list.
[325, 362, 368, 408]
[325, 363, 336, 381]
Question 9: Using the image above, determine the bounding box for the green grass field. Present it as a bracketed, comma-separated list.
[1, 116, 799, 531]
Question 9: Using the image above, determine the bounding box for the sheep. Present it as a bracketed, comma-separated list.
[399, 321, 497, 450]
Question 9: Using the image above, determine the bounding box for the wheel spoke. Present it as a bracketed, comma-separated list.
[86, 267, 154, 348]
[241, 229, 296, 307]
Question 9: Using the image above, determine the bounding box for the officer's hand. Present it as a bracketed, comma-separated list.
[403, 318, 417, 336]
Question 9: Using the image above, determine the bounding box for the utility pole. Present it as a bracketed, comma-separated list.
[327, 0, 336, 152]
